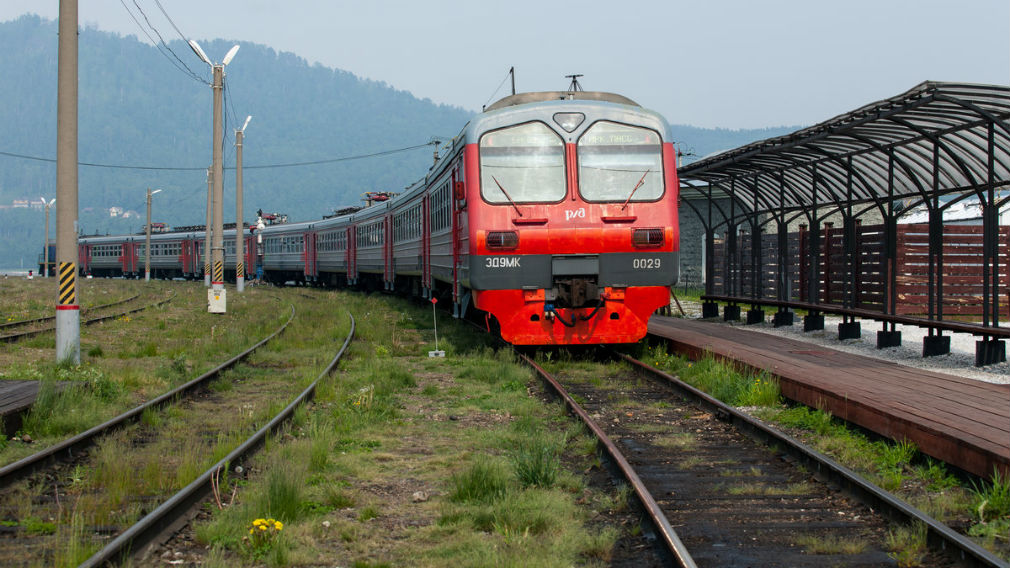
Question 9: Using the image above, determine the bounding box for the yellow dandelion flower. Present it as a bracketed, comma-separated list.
[259, 525, 267, 531]
[249, 528, 254, 535]
[274, 521, 283, 530]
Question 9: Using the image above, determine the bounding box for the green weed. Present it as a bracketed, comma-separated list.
[449, 458, 509, 504]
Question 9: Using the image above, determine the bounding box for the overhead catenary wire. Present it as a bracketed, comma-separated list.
[0, 141, 440, 171]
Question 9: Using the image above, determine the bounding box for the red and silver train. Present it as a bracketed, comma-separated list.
[77, 91, 680, 345]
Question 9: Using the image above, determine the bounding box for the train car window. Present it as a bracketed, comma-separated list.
[480, 121, 565, 204]
[578, 121, 664, 203]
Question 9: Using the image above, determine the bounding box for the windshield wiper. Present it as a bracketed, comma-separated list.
[621, 169, 651, 210]
[491, 175, 523, 217]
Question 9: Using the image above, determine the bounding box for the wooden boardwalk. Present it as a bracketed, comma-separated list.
[0, 380, 43, 438]
[648, 317, 1010, 479]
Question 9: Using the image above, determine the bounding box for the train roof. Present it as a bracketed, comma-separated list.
[483, 91, 639, 112]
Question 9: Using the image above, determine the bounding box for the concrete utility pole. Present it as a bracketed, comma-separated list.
[210, 62, 225, 299]
[56, 0, 80, 364]
[144, 188, 162, 282]
[204, 167, 212, 287]
[40, 197, 55, 278]
[235, 115, 252, 292]
[189, 40, 239, 313]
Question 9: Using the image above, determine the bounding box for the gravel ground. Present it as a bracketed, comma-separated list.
[673, 300, 1010, 385]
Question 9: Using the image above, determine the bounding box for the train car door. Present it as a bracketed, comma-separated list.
[182, 238, 193, 276]
[304, 231, 318, 282]
[245, 234, 256, 280]
[121, 240, 133, 276]
[451, 166, 463, 312]
[384, 214, 393, 290]
[347, 225, 357, 285]
[193, 239, 203, 279]
[78, 244, 91, 276]
[422, 193, 431, 294]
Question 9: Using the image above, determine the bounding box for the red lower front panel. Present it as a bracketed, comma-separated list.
[474, 286, 670, 345]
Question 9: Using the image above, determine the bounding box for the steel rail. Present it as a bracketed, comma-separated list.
[0, 293, 141, 331]
[0, 292, 174, 343]
[0, 304, 294, 487]
[619, 351, 1008, 568]
[515, 351, 697, 568]
[79, 311, 355, 567]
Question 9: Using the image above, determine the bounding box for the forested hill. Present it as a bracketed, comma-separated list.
[0, 15, 800, 268]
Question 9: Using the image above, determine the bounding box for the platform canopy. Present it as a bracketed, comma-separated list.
[678, 82, 1010, 223]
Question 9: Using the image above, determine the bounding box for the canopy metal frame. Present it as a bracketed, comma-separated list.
[678, 82, 1010, 364]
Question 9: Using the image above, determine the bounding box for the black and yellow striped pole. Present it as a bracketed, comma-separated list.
[235, 116, 251, 293]
[55, 0, 80, 363]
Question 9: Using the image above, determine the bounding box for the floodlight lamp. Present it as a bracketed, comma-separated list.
[241, 115, 252, 132]
[188, 40, 212, 65]
[222, 45, 240, 66]
[152, 189, 163, 196]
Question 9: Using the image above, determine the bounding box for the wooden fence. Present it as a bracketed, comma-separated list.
[709, 223, 1009, 318]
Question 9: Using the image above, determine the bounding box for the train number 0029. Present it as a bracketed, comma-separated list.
[633, 258, 661, 269]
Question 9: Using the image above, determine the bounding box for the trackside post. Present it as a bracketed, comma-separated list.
[428, 297, 444, 357]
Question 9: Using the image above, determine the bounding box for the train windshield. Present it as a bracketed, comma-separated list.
[480, 122, 566, 204]
[578, 122, 664, 203]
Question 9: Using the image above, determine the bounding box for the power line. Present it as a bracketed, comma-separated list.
[117, 0, 205, 83]
[153, 0, 190, 43]
[0, 141, 439, 171]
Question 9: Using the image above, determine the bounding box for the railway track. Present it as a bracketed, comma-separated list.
[78, 311, 354, 566]
[0, 304, 328, 565]
[0, 292, 170, 344]
[518, 349, 1007, 567]
[0, 294, 140, 333]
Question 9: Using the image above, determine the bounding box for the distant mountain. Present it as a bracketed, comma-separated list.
[0, 15, 803, 268]
[670, 124, 802, 165]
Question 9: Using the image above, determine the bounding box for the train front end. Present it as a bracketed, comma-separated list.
[466, 92, 679, 345]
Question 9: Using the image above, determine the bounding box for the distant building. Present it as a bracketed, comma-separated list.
[109, 206, 123, 217]
[12, 200, 28, 209]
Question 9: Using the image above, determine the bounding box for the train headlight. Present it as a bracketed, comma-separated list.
[632, 228, 664, 247]
[553, 112, 585, 133]
[486, 231, 519, 250]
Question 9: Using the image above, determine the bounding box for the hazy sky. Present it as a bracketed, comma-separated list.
[2, 1, 1007, 129]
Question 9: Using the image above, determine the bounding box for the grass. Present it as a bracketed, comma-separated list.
[969, 469, 1010, 546]
[645, 346, 782, 407]
[796, 533, 869, 555]
[449, 458, 510, 504]
[886, 522, 928, 567]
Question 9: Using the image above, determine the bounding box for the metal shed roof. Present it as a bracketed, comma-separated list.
[678, 82, 1010, 221]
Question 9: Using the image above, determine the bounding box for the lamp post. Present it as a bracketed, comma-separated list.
[145, 188, 162, 282]
[40, 197, 55, 278]
[235, 115, 252, 292]
[189, 40, 239, 313]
